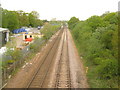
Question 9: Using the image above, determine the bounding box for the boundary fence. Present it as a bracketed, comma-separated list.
[1, 38, 45, 88]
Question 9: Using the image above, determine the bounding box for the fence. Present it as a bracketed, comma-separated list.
[1, 38, 46, 88]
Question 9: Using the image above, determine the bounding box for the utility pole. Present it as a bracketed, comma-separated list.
[0, 3, 2, 28]
[0, 1, 2, 89]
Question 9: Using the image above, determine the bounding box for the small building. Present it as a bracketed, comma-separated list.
[23, 33, 43, 40]
[0, 28, 10, 49]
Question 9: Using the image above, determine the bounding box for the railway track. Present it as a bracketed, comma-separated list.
[55, 28, 71, 88]
[27, 29, 63, 88]
[26, 27, 71, 88]
[4, 26, 89, 88]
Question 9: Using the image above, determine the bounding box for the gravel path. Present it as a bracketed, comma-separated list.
[67, 28, 89, 88]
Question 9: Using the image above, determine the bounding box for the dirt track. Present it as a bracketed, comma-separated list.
[5, 27, 89, 88]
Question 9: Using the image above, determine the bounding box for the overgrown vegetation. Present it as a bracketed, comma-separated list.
[68, 12, 118, 88]
[3, 37, 44, 68]
[2, 21, 61, 73]
[1, 37, 46, 85]
[30, 37, 44, 53]
[40, 23, 61, 40]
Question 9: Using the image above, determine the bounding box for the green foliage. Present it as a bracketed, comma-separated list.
[86, 15, 105, 31]
[30, 43, 39, 52]
[17, 10, 30, 27]
[102, 12, 118, 25]
[7, 60, 15, 64]
[28, 11, 43, 27]
[5, 48, 22, 61]
[2, 9, 43, 31]
[96, 59, 118, 79]
[6, 37, 17, 48]
[69, 12, 118, 87]
[111, 28, 118, 59]
[68, 17, 79, 30]
[41, 23, 60, 40]
[30, 37, 43, 53]
[2, 9, 9, 28]
[7, 11, 19, 31]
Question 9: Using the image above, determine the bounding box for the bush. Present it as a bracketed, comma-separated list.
[7, 60, 15, 64]
[30, 38, 43, 53]
[69, 12, 118, 87]
[68, 17, 79, 30]
[41, 23, 60, 40]
[96, 59, 118, 79]
[30, 43, 39, 53]
[5, 48, 22, 61]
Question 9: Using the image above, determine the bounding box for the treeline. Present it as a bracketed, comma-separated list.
[2, 8, 44, 31]
[68, 12, 118, 88]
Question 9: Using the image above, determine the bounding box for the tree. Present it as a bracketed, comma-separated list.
[86, 15, 104, 31]
[42, 20, 49, 23]
[7, 11, 19, 31]
[17, 10, 29, 27]
[28, 11, 40, 27]
[36, 19, 43, 26]
[41, 23, 60, 40]
[2, 9, 9, 28]
[69, 12, 118, 87]
[68, 17, 79, 30]
[102, 12, 118, 25]
[2, 10, 20, 31]
[2, 9, 43, 31]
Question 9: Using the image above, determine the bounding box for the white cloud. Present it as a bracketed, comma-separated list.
[1, 0, 119, 20]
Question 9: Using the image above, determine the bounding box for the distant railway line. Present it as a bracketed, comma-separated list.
[26, 27, 71, 88]
[26, 28, 62, 88]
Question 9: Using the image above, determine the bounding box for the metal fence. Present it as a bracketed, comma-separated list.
[1, 38, 45, 88]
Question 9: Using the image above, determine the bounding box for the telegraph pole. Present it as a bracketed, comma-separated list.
[0, 2, 2, 27]
[0, 1, 2, 89]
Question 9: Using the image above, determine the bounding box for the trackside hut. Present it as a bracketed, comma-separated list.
[0, 28, 10, 49]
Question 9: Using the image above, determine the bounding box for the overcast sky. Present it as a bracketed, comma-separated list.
[1, 0, 119, 21]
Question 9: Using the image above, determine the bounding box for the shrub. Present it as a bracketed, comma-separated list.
[5, 48, 22, 61]
[69, 12, 118, 87]
[7, 60, 15, 64]
[41, 23, 60, 40]
[96, 59, 118, 79]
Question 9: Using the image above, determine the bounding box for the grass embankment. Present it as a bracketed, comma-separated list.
[68, 12, 118, 88]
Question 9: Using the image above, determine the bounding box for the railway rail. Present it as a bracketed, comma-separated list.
[26, 27, 71, 88]
[27, 29, 63, 88]
[55, 28, 71, 88]
[4, 26, 89, 88]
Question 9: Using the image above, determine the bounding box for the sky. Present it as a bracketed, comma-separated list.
[1, 0, 119, 21]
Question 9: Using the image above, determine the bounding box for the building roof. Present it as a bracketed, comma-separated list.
[0, 28, 9, 32]
[12, 28, 27, 34]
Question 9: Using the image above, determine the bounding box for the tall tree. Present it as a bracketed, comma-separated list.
[17, 10, 29, 27]
[7, 11, 19, 31]
[2, 9, 9, 28]
[68, 17, 79, 30]
[29, 11, 39, 27]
